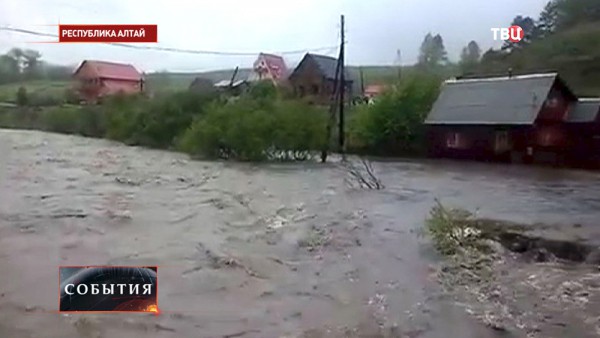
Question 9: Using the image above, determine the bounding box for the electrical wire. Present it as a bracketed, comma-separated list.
[0, 26, 338, 56]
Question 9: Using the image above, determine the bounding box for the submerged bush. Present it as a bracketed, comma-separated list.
[178, 96, 327, 161]
[425, 199, 482, 255]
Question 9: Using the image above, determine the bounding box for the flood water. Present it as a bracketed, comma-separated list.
[1, 129, 599, 337]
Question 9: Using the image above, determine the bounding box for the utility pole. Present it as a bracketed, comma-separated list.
[338, 14, 346, 157]
[359, 66, 365, 97]
[396, 49, 402, 80]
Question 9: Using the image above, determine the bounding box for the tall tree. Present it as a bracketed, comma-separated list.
[22, 49, 42, 79]
[502, 16, 537, 52]
[459, 41, 481, 74]
[0, 55, 19, 83]
[417, 33, 448, 70]
[537, 0, 560, 37]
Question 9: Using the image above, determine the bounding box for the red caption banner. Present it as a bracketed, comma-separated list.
[58, 24, 157, 43]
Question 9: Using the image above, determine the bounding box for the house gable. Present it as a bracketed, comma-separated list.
[536, 76, 577, 122]
[253, 53, 287, 83]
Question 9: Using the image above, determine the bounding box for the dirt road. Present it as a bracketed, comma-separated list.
[1, 129, 598, 337]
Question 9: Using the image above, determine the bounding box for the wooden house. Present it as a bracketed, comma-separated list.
[253, 53, 288, 85]
[288, 53, 353, 105]
[73, 60, 144, 103]
[424, 73, 578, 165]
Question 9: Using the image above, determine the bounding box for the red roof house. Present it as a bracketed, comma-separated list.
[364, 84, 387, 99]
[253, 53, 288, 85]
[73, 60, 144, 102]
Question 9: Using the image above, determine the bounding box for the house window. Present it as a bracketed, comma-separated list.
[495, 131, 509, 151]
[446, 132, 462, 149]
[298, 86, 305, 97]
[311, 85, 319, 95]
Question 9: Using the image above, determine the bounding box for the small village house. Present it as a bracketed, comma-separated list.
[288, 53, 353, 105]
[73, 60, 144, 102]
[425, 73, 579, 165]
[253, 53, 288, 85]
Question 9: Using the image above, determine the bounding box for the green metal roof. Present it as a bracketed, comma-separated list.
[425, 73, 559, 125]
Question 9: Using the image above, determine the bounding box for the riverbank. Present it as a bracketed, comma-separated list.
[426, 203, 600, 337]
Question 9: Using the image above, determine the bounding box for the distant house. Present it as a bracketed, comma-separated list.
[288, 53, 353, 105]
[73, 60, 144, 102]
[253, 53, 288, 85]
[363, 84, 387, 103]
[364, 84, 386, 98]
[425, 73, 578, 165]
[189, 77, 215, 94]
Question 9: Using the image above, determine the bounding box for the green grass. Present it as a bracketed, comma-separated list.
[0, 80, 70, 103]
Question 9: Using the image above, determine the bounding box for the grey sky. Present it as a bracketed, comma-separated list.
[0, 0, 549, 72]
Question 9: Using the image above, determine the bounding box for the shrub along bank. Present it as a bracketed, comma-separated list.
[0, 77, 441, 161]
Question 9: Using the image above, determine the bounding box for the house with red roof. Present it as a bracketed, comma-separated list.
[253, 53, 288, 85]
[73, 60, 144, 102]
[364, 84, 387, 99]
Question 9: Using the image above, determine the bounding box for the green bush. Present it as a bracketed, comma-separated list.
[103, 94, 146, 143]
[28, 93, 63, 107]
[348, 74, 441, 156]
[178, 96, 326, 161]
[425, 199, 481, 255]
[102, 91, 217, 148]
[38, 106, 84, 134]
[16, 87, 28, 106]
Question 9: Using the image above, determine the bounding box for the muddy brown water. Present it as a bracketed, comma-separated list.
[1, 129, 599, 338]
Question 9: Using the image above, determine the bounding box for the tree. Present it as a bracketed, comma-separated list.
[22, 49, 42, 79]
[418, 33, 448, 70]
[0, 54, 20, 84]
[459, 41, 482, 74]
[16, 87, 28, 106]
[348, 74, 441, 155]
[502, 16, 537, 52]
[537, 0, 560, 37]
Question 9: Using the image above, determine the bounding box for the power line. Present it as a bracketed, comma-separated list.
[0, 26, 338, 56]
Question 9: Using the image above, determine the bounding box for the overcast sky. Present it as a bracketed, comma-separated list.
[0, 0, 549, 72]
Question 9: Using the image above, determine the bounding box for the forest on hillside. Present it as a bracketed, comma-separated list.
[449, 0, 600, 95]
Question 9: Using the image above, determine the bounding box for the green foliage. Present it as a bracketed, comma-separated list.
[425, 199, 481, 256]
[103, 94, 146, 143]
[131, 91, 216, 148]
[459, 41, 482, 75]
[348, 74, 441, 155]
[248, 81, 278, 102]
[64, 88, 80, 104]
[38, 106, 85, 134]
[417, 33, 448, 71]
[178, 95, 326, 161]
[16, 87, 28, 106]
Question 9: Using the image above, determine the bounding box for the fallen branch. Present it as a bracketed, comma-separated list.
[340, 157, 384, 189]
